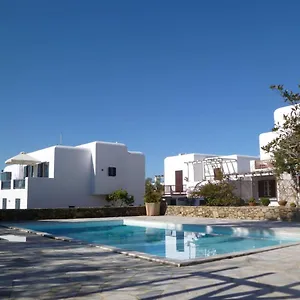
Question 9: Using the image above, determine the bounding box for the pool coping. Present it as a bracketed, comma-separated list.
[2, 219, 300, 267]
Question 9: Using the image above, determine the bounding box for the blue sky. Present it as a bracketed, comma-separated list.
[0, 0, 299, 177]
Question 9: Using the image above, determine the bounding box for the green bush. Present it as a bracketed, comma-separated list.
[191, 181, 243, 206]
[260, 197, 270, 206]
[144, 178, 162, 203]
[105, 189, 134, 207]
[248, 197, 256, 204]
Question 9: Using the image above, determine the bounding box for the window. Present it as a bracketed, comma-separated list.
[108, 167, 116, 177]
[15, 198, 21, 209]
[37, 162, 49, 177]
[24, 166, 34, 178]
[2, 198, 7, 209]
[258, 180, 276, 198]
[0, 172, 11, 181]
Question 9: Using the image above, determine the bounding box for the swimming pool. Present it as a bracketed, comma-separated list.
[6, 219, 300, 266]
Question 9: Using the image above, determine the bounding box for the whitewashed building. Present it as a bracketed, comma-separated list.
[163, 153, 258, 204]
[0, 141, 145, 209]
[163, 104, 298, 206]
[250, 104, 299, 205]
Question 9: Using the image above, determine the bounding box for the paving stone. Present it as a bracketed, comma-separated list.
[2, 217, 300, 299]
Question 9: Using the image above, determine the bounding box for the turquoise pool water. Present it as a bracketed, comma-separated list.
[9, 221, 298, 261]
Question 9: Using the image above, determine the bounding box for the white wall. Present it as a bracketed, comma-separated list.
[164, 153, 216, 187]
[94, 142, 128, 195]
[259, 132, 278, 160]
[258, 105, 297, 161]
[125, 151, 145, 205]
[164, 154, 194, 186]
[27, 146, 99, 209]
[0, 180, 28, 209]
[236, 155, 259, 173]
[274, 105, 296, 126]
[1, 141, 145, 209]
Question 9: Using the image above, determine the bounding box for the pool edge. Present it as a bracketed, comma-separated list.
[2, 220, 300, 268]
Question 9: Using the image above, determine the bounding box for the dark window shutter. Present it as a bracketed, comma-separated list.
[44, 163, 49, 177]
[37, 164, 42, 177]
[24, 166, 29, 178]
[258, 181, 264, 197]
[269, 180, 276, 198]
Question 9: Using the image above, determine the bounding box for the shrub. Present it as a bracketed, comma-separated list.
[248, 197, 257, 206]
[191, 181, 243, 206]
[144, 178, 162, 203]
[290, 202, 297, 207]
[260, 198, 270, 206]
[106, 189, 134, 207]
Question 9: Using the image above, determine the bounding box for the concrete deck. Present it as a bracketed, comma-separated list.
[1, 216, 300, 299]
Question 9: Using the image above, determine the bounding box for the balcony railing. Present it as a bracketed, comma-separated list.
[1, 181, 11, 190]
[13, 179, 25, 189]
[164, 185, 187, 195]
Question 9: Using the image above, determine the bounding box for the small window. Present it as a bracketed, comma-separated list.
[108, 167, 116, 177]
[2, 198, 7, 209]
[15, 198, 21, 209]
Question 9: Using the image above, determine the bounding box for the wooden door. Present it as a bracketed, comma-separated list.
[175, 170, 183, 192]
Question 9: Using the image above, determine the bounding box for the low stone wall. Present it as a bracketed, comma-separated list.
[166, 206, 300, 222]
[0, 206, 146, 222]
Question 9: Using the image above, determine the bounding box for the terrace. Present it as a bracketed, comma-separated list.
[1, 216, 300, 299]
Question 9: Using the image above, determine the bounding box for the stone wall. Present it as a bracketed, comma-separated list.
[0, 206, 146, 222]
[166, 206, 300, 222]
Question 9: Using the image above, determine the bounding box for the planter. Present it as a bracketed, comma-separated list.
[145, 202, 160, 216]
[278, 200, 287, 206]
[249, 202, 256, 206]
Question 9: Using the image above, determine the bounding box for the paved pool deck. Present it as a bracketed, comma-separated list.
[1, 216, 300, 299]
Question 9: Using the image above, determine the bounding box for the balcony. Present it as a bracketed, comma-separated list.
[164, 185, 187, 196]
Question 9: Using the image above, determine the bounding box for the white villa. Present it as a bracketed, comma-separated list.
[163, 153, 258, 204]
[0, 141, 145, 209]
[163, 104, 298, 206]
[250, 104, 299, 205]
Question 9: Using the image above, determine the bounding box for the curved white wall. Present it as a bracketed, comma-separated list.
[259, 132, 278, 160]
[274, 105, 295, 126]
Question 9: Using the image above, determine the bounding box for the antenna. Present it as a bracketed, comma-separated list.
[60, 133, 63, 145]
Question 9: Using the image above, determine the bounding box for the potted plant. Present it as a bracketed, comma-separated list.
[144, 178, 162, 216]
[278, 200, 287, 206]
[248, 197, 257, 206]
[260, 197, 270, 206]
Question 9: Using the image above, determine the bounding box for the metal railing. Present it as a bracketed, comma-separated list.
[164, 185, 187, 195]
[13, 179, 26, 189]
